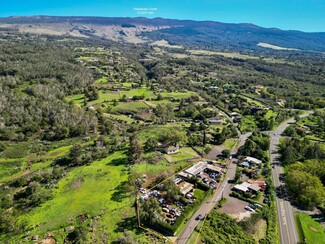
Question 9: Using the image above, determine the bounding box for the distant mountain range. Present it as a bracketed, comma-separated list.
[1, 16, 325, 52]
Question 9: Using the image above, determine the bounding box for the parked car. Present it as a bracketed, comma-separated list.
[254, 203, 263, 208]
[162, 208, 169, 213]
[245, 206, 254, 212]
[263, 198, 270, 204]
[196, 214, 204, 220]
[249, 204, 256, 210]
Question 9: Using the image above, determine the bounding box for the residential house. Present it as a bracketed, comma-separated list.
[165, 145, 179, 154]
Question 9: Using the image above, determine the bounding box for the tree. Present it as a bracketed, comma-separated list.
[283, 126, 297, 137]
[221, 149, 231, 158]
[285, 170, 325, 209]
[140, 198, 162, 226]
[159, 130, 187, 146]
[125, 172, 142, 195]
[163, 179, 180, 200]
[69, 144, 83, 165]
[128, 136, 143, 164]
[117, 230, 137, 244]
[144, 137, 157, 152]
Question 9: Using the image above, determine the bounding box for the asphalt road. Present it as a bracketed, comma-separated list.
[176, 133, 251, 244]
[269, 111, 313, 244]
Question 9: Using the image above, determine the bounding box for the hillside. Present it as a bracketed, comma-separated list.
[0, 16, 325, 52]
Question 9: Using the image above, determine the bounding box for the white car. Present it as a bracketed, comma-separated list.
[245, 206, 254, 212]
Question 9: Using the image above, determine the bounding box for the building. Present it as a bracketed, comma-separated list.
[248, 184, 260, 193]
[248, 178, 267, 191]
[233, 182, 261, 193]
[165, 145, 179, 154]
[244, 156, 262, 165]
[184, 161, 207, 176]
[178, 181, 194, 196]
[206, 164, 223, 174]
[233, 182, 251, 192]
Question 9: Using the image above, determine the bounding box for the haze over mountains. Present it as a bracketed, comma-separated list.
[1, 16, 325, 52]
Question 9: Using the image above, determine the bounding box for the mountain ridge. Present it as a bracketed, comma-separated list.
[0, 16, 325, 52]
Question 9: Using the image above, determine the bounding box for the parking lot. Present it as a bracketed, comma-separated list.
[219, 196, 252, 220]
[197, 167, 222, 189]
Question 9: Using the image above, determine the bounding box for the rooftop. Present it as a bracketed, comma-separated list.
[244, 156, 262, 165]
[178, 181, 194, 195]
[185, 161, 207, 176]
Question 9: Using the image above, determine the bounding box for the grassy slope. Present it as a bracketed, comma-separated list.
[21, 151, 139, 242]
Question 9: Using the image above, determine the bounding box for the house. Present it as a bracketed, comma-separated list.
[248, 184, 260, 193]
[244, 156, 262, 165]
[249, 178, 267, 191]
[164, 145, 179, 154]
[233, 182, 251, 192]
[178, 181, 194, 196]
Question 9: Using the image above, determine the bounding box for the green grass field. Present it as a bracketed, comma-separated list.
[21, 151, 139, 242]
[95, 77, 108, 83]
[240, 115, 257, 132]
[65, 94, 84, 106]
[138, 126, 175, 142]
[164, 147, 200, 162]
[0, 159, 26, 182]
[160, 91, 195, 99]
[111, 101, 148, 112]
[106, 113, 138, 124]
[296, 213, 325, 244]
[240, 95, 265, 107]
[222, 138, 237, 150]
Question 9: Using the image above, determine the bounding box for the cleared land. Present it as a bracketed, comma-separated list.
[257, 42, 299, 51]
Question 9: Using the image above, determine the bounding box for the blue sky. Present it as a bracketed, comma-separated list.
[1, 0, 324, 32]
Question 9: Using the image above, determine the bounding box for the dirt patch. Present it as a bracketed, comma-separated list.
[235, 211, 252, 221]
[69, 178, 82, 189]
[41, 233, 56, 244]
[204, 145, 224, 159]
[219, 196, 250, 219]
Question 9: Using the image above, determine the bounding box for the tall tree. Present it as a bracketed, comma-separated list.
[128, 136, 143, 164]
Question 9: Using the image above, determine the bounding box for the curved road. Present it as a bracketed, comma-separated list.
[269, 111, 313, 244]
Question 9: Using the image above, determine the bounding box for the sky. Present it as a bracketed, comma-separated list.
[1, 0, 324, 32]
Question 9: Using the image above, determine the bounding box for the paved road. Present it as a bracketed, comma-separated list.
[176, 133, 251, 244]
[269, 111, 313, 244]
